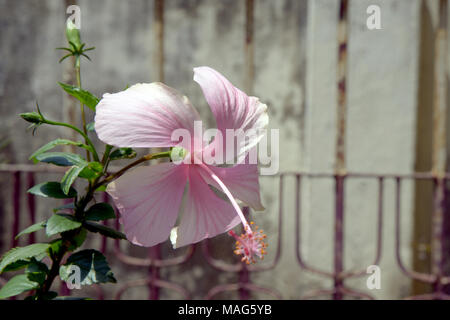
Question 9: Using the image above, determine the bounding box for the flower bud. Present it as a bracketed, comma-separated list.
[20, 112, 43, 124]
[66, 19, 82, 50]
[170, 147, 188, 164]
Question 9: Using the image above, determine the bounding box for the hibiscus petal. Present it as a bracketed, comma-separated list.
[95, 82, 201, 149]
[199, 162, 264, 211]
[193, 66, 269, 162]
[107, 162, 188, 247]
[173, 166, 241, 248]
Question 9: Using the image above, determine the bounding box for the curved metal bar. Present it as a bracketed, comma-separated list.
[404, 292, 450, 300]
[201, 175, 283, 273]
[93, 284, 105, 300]
[341, 177, 384, 279]
[301, 286, 374, 300]
[113, 217, 196, 268]
[295, 174, 333, 277]
[12, 171, 20, 248]
[113, 241, 195, 268]
[395, 178, 435, 283]
[201, 239, 242, 272]
[205, 282, 282, 300]
[114, 278, 190, 300]
[26, 172, 36, 244]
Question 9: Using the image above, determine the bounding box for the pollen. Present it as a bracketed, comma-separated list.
[228, 224, 268, 264]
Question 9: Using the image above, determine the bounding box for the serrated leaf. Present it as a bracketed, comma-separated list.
[26, 260, 49, 285]
[58, 83, 99, 111]
[85, 203, 116, 221]
[61, 164, 87, 194]
[0, 274, 39, 299]
[35, 152, 87, 167]
[109, 148, 137, 161]
[59, 249, 116, 286]
[2, 260, 30, 273]
[28, 182, 77, 199]
[83, 221, 126, 239]
[0, 244, 50, 273]
[46, 214, 82, 237]
[15, 221, 46, 240]
[29, 139, 92, 162]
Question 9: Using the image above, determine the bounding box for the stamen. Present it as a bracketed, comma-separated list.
[228, 224, 268, 264]
[199, 163, 267, 264]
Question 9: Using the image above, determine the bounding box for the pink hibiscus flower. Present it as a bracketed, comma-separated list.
[95, 66, 268, 263]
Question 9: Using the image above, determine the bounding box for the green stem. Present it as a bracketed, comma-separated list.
[75, 57, 91, 162]
[43, 118, 99, 162]
[37, 179, 97, 298]
[93, 151, 171, 189]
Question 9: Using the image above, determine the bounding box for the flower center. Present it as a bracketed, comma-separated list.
[229, 222, 267, 264]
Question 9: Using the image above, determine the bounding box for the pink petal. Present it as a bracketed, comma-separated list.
[193, 67, 269, 162]
[95, 83, 201, 149]
[199, 162, 264, 211]
[173, 166, 241, 248]
[107, 162, 188, 247]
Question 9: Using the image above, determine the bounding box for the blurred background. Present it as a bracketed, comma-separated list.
[1, 0, 449, 299]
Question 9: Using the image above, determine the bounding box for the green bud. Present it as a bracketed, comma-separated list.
[20, 112, 43, 124]
[170, 147, 188, 163]
[66, 19, 82, 50]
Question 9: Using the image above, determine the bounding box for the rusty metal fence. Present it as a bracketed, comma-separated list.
[1, 0, 449, 299]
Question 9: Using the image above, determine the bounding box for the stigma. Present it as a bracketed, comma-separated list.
[228, 222, 268, 264]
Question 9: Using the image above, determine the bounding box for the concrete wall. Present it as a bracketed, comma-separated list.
[0, 0, 435, 299]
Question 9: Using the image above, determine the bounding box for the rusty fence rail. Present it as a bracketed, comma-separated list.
[1, 165, 450, 299]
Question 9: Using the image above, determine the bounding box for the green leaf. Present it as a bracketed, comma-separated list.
[29, 139, 92, 162]
[86, 122, 95, 132]
[15, 221, 46, 240]
[28, 182, 77, 199]
[35, 152, 87, 167]
[53, 202, 75, 213]
[0, 244, 50, 273]
[46, 214, 82, 237]
[109, 148, 137, 161]
[26, 260, 49, 285]
[85, 203, 116, 221]
[78, 162, 103, 180]
[47, 239, 63, 258]
[59, 249, 116, 286]
[95, 185, 107, 192]
[83, 221, 126, 239]
[2, 260, 30, 273]
[0, 274, 39, 299]
[58, 83, 99, 111]
[61, 164, 88, 194]
[68, 228, 87, 251]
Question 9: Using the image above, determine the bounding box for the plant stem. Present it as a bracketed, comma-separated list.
[43, 118, 99, 162]
[75, 58, 91, 162]
[37, 182, 97, 298]
[93, 151, 171, 189]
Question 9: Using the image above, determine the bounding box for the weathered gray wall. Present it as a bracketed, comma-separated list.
[0, 0, 434, 299]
